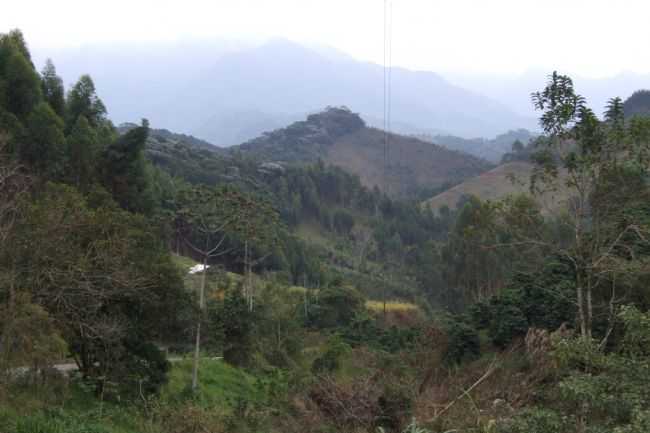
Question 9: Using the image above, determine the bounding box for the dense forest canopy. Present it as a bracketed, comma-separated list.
[3, 28, 650, 433]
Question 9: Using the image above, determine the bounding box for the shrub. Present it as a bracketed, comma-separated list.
[488, 302, 528, 348]
[311, 337, 351, 375]
[312, 284, 364, 329]
[498, 408, 569, 433]
[376, 385, 413, 432]
[444, 317, 480, 364]
[221, 289, 254, 367]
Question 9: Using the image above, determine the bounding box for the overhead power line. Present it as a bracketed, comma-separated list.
[383, 0, 393, 195]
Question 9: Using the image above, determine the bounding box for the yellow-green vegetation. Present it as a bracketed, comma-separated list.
[172, 254, 245, 299]
[296, 221, 333, 249]
[365, 300, 419, 312]
[162, 358, 264, 406]
[0, 382, 146, 433]
[171, 253, 199, 270]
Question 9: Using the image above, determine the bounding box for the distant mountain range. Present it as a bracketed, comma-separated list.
[31, 39, 537, 146]
[38, 39, 645, 159]
[414, 129, 537, 163]
[445, 70, 650, 118]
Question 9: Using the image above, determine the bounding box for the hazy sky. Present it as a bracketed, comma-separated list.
[3, 0, 650, 78]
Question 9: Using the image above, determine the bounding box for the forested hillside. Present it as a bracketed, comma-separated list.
[4, 29, 650, 433]
[234, 106, 492, 197]
[415, 129, 536, 162]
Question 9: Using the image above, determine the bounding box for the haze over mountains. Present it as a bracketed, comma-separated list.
[447, 69, 650, 118]
[31, 39, 537, 146]
[31, 38, 648, 156]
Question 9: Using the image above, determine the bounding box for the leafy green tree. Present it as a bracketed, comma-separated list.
[66, 115, 98, 186]
[312, 336, 350, 374]
[487, 295, 528, 348]
[0, 30, 41, 121]
[444, 317, 481, 364]
[543, 306, 650, 432]
[0, 294, 67, 381]
[527, 72, 650, 342]
[40, 59, 65, 117]
[9, 183, 187, 396]
[102, 119, 155, 214]
[174, 184, 250, 390]
[65, 74, 106, 132]
[254, 282, 305, 368]
[22, 102, 66, 178]
[221, 289, 254, 367]
[230, 192, 281, 312]
[313, 282, 364, 329]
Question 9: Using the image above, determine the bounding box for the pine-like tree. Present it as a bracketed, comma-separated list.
[65, 74, 106, 132]
[22, 102, 66, 178]
[40, 59, 65, 118]
[67, 115, 98, 186]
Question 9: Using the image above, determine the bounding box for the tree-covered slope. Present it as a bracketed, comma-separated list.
[624, 89, 650, 118]
[233, 107, 493, 197]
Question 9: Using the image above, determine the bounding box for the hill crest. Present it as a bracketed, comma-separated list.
[233, 107, 493, 196]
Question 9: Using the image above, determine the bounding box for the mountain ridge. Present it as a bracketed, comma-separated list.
[231, 106, 493, 196]
[32, 38, 536, 145]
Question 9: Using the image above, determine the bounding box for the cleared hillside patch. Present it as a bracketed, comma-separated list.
[424, 161, 570, 213]
[327, 127, 492, 196]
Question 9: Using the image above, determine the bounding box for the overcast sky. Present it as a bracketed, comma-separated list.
[3, 0, 650, 78]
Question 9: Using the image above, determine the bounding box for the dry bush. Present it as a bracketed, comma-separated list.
[365, 301, 426, 328]
[525, 324, 571, 371]
[152, 404, 227, 433]
[412, 342, 554, 431]
[309, 374, 382, 431]
[409, 325, 449, 394]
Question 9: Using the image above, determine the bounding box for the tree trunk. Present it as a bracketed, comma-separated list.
[576, 272, 588, 341]
[586, 282, 593, 340]
[191, 255, 207, 391]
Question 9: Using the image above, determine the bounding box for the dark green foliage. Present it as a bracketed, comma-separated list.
[66, 115, 99, 186]
[118, 339, 170, 396]
[516, 262, 575, 330]
[475, 259, 575, 348]
[222, 289, 254, 367]
[443, 317, 480, 364]
[469, 301, 491, 329]
[312, 283, 365, 329]
[10, 183, 188, 396]
[102, 119, 156, 214]
[15, 412, 113, 433]
[0, 108, 24, 153]
[332, 209, 355, 235]
[236, 106, 365, 162]
[501, 136, 541, 163]
[340, 314, 420, 352]
[40, 59, 65, 118]
[22, 102, 66, 178]
[499, 408, 569, 433]
[253, 283, 305, 368]
[311, 337, 350, 374]
[487, 297, 528, 348]
[531, 71, 584, 136]
[0, 30, 41, 121]
[65, 75, 106, 132]
[624, 89, 650, 119]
